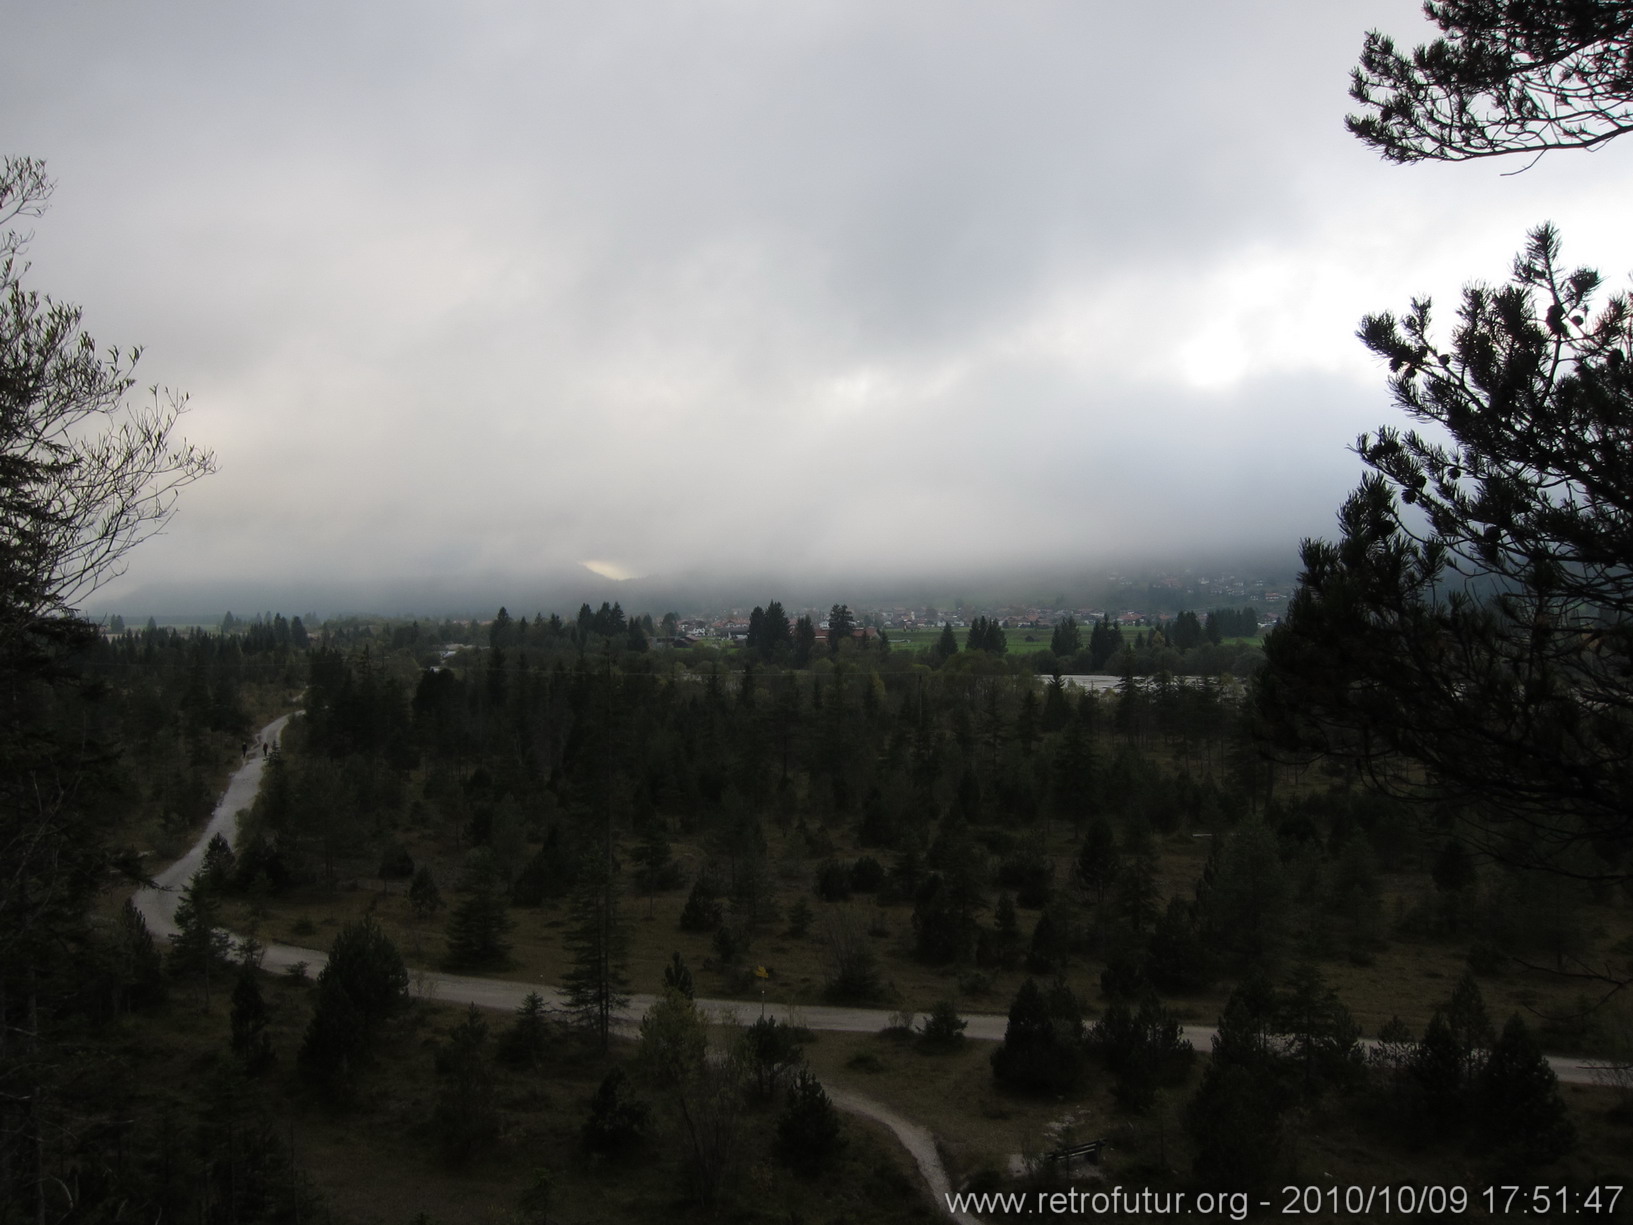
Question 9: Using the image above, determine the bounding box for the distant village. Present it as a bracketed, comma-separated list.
[663, 570, 1286, 646]
[105, 570, 1291, 644]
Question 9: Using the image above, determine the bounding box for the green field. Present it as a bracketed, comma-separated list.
[885, 626, 1059, 654]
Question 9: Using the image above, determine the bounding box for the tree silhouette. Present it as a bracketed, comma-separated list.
[562, 857, 629, 1052]
[1, 157, 213, 1217]
[1348, 1, 1633, 164]
[1261, 226, 1633, 889]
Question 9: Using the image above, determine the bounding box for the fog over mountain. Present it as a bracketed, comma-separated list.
[115, 549, 1303, 625]
[7, 3, 1633, 618]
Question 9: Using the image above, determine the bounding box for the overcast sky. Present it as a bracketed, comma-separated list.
[8, 2, 1633, 615]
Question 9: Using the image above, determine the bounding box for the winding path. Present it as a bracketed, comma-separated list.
[133, 715, 980, 1219]
[133, 715, 1613, 1224]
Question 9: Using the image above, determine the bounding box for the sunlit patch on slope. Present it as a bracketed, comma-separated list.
[581, 559, 639, 581]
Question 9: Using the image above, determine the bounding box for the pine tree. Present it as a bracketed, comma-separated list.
[1347, 2, 1633, 164]
[114, 897, 166, 1011]
[299, 918, 410, 1093]
[1015, 688, 1040, 756]
[792, 615, 817, 667]
[1073, 817, 1120, 905]
[1147, 896, 1212, 994]
[918, 999, 969, 1050]
[741, 1016, 805, 1100]
[1198, 818, 1292, 970]
[443, 876, 514, 971]
[1171, 610, 1203, 650]
[663, 952, 695, 999]
[1275, 964, 1363, 1098]
[1112, 822, 1160, 936]
[678, 876, 723, 932]
[498, 991, 553, 1067]
[633, 825, 679, 910]
[1476, 1014, 1576, 1165]
[432, 1005, 499, 1168]
[581, 1067, 650, 1156]
[1088, 616, 1125, 670]
[1186, 977, 1293, 1193]
[1050, 615, 1081, 657]
[827, 603, 856, 652]
[169, 868, 232, 1004]
[1411, 1010, 1469, 1125]
[990, 978, 1084, 1093]
[230, 960, 275, 1074]
[991, 891, 1020, 967]
[965, 616, 1008, 654]
[562, 857, 629, 1052]
[409, 863, 444, 917]
[1443, 972, 1496, 1087]
[1024, 909, 1065, 975]
[1258, 224, 1633, 891]
[1041, 673, 1071, 732]
[200, 831, 236, 892]
[776, 1069, 845, 1175]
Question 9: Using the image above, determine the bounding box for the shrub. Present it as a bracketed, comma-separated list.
[679, 877, 723, 932]
[581, 1068, 650, 1157]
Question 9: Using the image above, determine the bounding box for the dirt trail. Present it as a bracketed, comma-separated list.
[133, 712, 296, 938]
[825, 1084, 979, 1225]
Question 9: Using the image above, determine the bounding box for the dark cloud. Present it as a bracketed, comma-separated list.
[6, 2, 1631, 614]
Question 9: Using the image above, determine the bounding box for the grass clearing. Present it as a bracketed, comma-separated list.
[221, 804, 1632, 1055]
[115, 969, 941, 1225]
